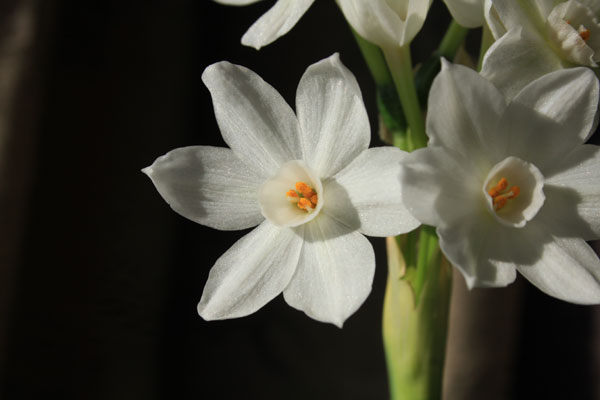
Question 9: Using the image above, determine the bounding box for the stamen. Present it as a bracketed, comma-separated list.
[287, 181, 318, 212]
[488, 177, 520, 211]
[286, 190, 299, 203]
[579, 25, 591, 41]
[297, 198, 314, 212]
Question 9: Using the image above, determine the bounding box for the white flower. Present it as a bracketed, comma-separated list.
[212, 0, 314, 50]
[399, 60, 600, 303]
[442, 0, 491, 28]
[482, 0, 600, 98]
[337, 0, 432, 49]
[143, 54, 419, 327]
[214, 0, 432, 50]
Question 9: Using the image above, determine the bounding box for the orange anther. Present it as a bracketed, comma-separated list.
[295, 182, 315, 198]
[493, 196, 508, 211]
[508, 186, 520, 199]
[310, 194, 318, 206]
[286, 190, 299, 198]
[580, 28, 591, 41]
[297, 198, 313, 211]
[488, 177, 508, 197]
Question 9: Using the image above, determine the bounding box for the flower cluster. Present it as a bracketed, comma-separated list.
[145, 0, 600, 327]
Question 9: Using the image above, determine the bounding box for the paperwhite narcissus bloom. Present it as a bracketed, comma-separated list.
[337, 0, 432, 49]
[482, 0, 600, 99]
[143, 54, 419, 327]
[213, 0, 432, 50]
[400, 60, 600, 303]
[212, 0, 314, 50]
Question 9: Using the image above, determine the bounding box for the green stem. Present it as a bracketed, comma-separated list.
[352, 30, 409, 150]
[383, 237, 452, 400]
[438, 20, 469, 60]
[383, 45, 427, 150]
[477, 23, 494, 72]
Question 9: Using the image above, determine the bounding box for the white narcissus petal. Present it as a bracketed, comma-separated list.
[202, 61, 302, 177]
[485, 0, 507, 39]
[516, 227, 600, 304]
[481, 27, 565, 100]
[143, 146, 264, 231]
[338, 0, 431, 48]
[283, 213, 375, 328]
[443, 0, 485, 28]
[323, 147, 419, 237]
[241, 0, 315, 50]
[512, 67, 599, 143]
[295, 53, 370, 177]
[198, 221, 303, 320]
[437, 220, 517, 289]
[399, 147, 484, 228]
[491, 0, 546, 34]
[428, 60, 506, 163]
[545, 144, 600, 239]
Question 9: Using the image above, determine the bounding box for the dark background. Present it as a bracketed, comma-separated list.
[0, 1, 598, 399]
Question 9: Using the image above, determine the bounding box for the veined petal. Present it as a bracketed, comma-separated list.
[295, 53, 370, 177]
[485, 0, 507, 39]
[427, 60, 506, 163]
[202, 61, 302, 178]
[545, 144, 600, 239]
[492, 0, 546, 34]
[241, 0, 315, 50]
[443, 0, 485, 28]
[198, 221, 303, 320]
[323, 147, 419, 237]
[437, 220, 517, 289]
[283, 213, 375, 328]
[399, 147, 484, 228]
[512, 67, 599, 143]
[497, 86, 589, 172]
[516, 227, 600, 304]
[143, 146, 264, 230]
[338, 0, 431, 48]
[481, 27, 565, 100]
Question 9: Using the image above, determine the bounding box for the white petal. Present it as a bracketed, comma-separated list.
[399, 147, 484, 228]
[241, 0, 315, 50]
[437, 220, 517, 289]
[283, 214, 375, 327]
[295, 53, 370, 177]
[491, 0, 545, 33]
[512, 67, 599, 143]
[516, 227, 600, 304]
[213, 0, 263, 5]
[198, 221, 303, 319]
[338, 0, 431, 48]
[323, 147, 419, 237]
[143, 146, 264, 230]
[481, 27, 565, 100]
[496, 85, 589, 172]
[545, 144, 600, 239]
[443, 0, 485, 28]
[202, 61, 302, 177]
[485, 0, 507, 39]
[427, 60, 506, 164]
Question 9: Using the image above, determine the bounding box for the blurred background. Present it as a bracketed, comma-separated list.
[0, 0, 599, 399]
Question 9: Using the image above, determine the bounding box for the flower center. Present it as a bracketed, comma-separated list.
[258, 160, 323, 227]
[482, 157, 545, 228]
[286, 182, 318, 212]
[487, 177, 520, 211]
